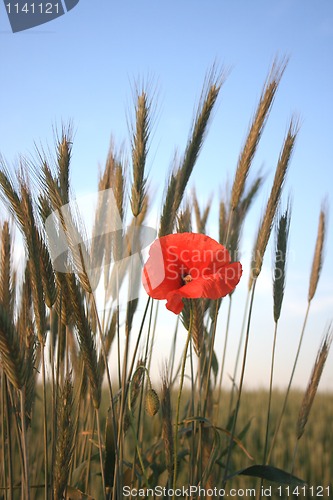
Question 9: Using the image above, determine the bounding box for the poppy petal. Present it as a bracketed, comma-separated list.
[165, 292, 185, 314]
[142, 232, 242, 314]
[165, 262, 242, 312]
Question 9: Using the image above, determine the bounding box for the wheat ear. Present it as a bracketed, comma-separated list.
[56, 124, 73, 205]
[66, 273, 101, 409]
[249, 117, 298, 289]
[53, 372, 74, 499]
[130, 88, 152, 217]
[0, 304, 26, 390]
[0, 221, 13, 313]
[273, 202, 292, 322]
[231, 57, 287, 211]
[296, 326, 332, 440]
[308, 202, 327, 302]
[159, 66, 223, 236]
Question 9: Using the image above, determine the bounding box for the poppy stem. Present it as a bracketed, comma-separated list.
[228, 289, 251, 415]
[172, 301, 194, 495]
[215, 295, 233, 423]
[221, 278, 257, 490]
[203, 300, 219, 417]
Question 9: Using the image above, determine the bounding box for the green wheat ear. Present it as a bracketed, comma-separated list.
[273, 202, 292, 323]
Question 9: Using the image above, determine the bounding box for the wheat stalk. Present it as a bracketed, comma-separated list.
[296, 326, 332, 440]
[0, 164, 26, 229]
[261, 203, 292, 474]
[228, 174, 264, 261]
[41, 161, 94, 293]
[249, 117, 298, 289]
[308, 202, 327, 302]
[230, 57, 287, 211]
[0, 221, 13, 314]
[66, 273, 101, 409]
[219, 199, 227, 245]
[273, 203, 292, 322]
[0, 304, 26, 390]
[161, 372, 174, 483]
[56, 125, 73, 205]
[53, 372, 74, 499]
[160, 66, 224, 236]
[130, 88, 152, 217]
[20, 182, 46, 342]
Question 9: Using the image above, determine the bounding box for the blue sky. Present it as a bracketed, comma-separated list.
[1, 1, 332, 389]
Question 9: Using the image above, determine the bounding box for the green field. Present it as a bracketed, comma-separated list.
[2, 387, 332, 499]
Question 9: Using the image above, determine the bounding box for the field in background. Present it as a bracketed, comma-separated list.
[23, 388, 332, 499]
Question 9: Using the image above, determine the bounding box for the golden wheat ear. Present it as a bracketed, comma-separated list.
[231, 57, 288, 212]
[159, 66, 224, 236]
[53, 372, 75, 500]
[0, 221, 14, 314]
[56, 124, 73, 206]
[249, 116, 298, 290]
[0, 304, 26, 390]
[66, 273, 101, 409]
[130, 89, 151, 218]
[297, 326, 332, 440]
[308, 201, 328, 302]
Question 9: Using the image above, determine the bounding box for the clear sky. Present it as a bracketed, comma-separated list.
[1, 1, 332, 389]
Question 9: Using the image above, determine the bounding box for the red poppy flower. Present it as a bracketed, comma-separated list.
[142, 232, 242, 314]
